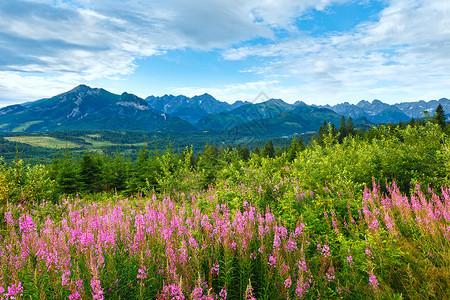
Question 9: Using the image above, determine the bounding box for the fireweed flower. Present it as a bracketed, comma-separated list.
[218, 288, 227, 299]
[326, 267, 335, 282]
[294, 223, 305, 236]
[284, 277, 292, 288]
[69, 291, 82, 300]
[91, 279, 104, 300]
[369, 272, 379, 292]
[298, 260, 307, 272]
[18, 215, 36, 233]
[62, 270, 71, 286]
[6, 282, 24, 298]
[4, 212, 15, 226]
[268, 254, 277, 267]
[137, 266, 147, 280]
[322, 245, 331, 257]
[286, 239, 297, 252]
[211, 263, 219, 275]
[347, 255, 354, 266]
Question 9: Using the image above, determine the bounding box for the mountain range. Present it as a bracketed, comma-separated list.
[320, 98, 450, 123]
[0, 85, 447, 139]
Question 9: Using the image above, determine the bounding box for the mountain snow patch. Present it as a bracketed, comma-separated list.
[117, 101, 149, 110]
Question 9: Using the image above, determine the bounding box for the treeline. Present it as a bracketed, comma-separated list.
[46, 135, 305, 195]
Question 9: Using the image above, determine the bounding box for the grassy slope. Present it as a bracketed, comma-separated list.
[4, 136, 80, 149]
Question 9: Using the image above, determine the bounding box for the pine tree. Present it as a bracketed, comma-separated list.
[286, 137, 298, 162]
[79, 151, 102, 193]
[263, 140, 275, 158]
[238, 145, 250, 161]
[109, 152, 128, 192]
[275, 147, 283, 157]
[347, 117, 355, 136]
[317, 121, 329, 146]
[197, 142, 220, 189]
[253, 146, 260, 156]
[338, 116, 347, 142]
[330, 123, 338, 137]
[433, 104, 446, 130]
[56, 149, 79, 194]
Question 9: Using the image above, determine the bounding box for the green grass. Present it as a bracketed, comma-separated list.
[4, 136, 80, 149]
[12, 121, 43, 132]
[81, 136, 147, 148]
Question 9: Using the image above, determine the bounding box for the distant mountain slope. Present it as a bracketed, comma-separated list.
[0, 85, 195, 132]
[145, 93, 249, 123]
[321, 98, 441, 123]
[225, 104, 342, 139]
[197, 98, 297, 130]
[394, 98, 450, 119]
[228, 98, 295, 122]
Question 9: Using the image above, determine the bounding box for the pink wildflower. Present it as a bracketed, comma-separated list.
[268, 254, 277, 267]
[90, 279, 104, 300]
[284, 277, 292, 289]
[219, 288, 227, 299]
[347, 255, 354, 266]
[18, 215, 36, 233]
[211, 263, 219, 275]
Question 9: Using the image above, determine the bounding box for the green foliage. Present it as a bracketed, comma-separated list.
[433, 103, 446, 130]
[79, 151, 103, 193]
[261, 139, 275, 158]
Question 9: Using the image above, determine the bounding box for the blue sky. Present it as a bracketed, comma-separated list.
[0, 0, 449, 107]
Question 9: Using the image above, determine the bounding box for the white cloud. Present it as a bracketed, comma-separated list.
[0, 72, 75, 104]
[222, 0, 450, 104]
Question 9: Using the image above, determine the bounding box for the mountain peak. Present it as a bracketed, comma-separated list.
[372, 99, 385, 105]
[357, 100, 370, 106]
[293, 100, 307, 106]
[200, 92, 214, 97]
[264, 98, 288, 105]
[192, 93, 217, 102]
[68, 84, 92, 94]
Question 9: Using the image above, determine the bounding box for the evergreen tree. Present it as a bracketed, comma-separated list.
[433, 104, 446, 130]
[109, 152, 128, 192]
[197, 142, 220, 189]
[275, 147, 283, 157]
[237, 145, 250, 161]
[56, 149, 79, 194]
[287, 136, 305, 162]
[330, 123, 338, 137]
[79, 151, 102, 193]
[347, 117, 355, 136]
[317, 121, 329, 146]
[338, 116, 347, 142]
[253, 146, 260, 156]
[261, 140, 275, 158]
[129, 148, 149, 191]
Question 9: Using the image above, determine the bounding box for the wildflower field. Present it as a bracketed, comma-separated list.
[1, 122, 450, 299]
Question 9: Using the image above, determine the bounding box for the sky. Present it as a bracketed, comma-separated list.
[0, 0, 449, 107]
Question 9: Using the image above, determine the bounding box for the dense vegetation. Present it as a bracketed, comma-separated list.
[1, 109, 450, 299]
[0, 129, 306, 162]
